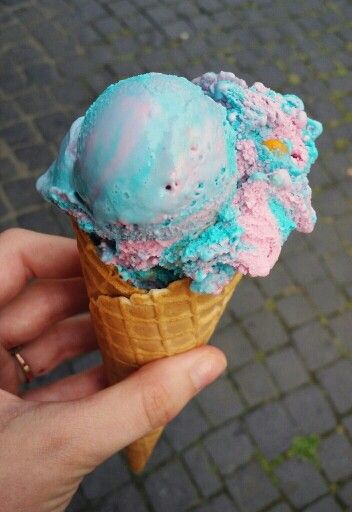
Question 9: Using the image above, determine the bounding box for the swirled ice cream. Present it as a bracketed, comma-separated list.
[37, 72, 322, 293]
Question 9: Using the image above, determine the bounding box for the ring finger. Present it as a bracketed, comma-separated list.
[0, 277, 89, 349]
[18, 313, 98, 379]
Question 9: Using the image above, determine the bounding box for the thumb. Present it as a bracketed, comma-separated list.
[70, 345, 226, 467]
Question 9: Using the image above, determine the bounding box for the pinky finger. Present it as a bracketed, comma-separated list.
[22, 366, 107, 402]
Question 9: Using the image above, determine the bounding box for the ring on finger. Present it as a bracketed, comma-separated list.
[10, 349, 34, 383]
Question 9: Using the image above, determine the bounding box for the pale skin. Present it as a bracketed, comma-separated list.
[0, 228, 227, 512]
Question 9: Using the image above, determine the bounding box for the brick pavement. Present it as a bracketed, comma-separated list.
[0, 0, 351, 510]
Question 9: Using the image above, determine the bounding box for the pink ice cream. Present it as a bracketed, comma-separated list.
[37, 71, 322, 294]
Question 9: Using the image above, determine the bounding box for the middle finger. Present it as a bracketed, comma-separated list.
[0, 277, 89, 349]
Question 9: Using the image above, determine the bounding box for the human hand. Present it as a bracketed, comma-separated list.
[0, 228, 227, 512]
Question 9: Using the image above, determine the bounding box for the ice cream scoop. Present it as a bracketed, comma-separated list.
[38, 73, 236, 238]
[37, 71, 322, 294]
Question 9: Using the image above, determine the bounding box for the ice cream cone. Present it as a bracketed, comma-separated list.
[72, 221, 242, 472]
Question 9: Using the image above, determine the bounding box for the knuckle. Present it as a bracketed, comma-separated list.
[0, 228, 23, 244]
[140, 376, 175, 431]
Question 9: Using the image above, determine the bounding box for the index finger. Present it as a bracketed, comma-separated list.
[0, 228, 82, 309]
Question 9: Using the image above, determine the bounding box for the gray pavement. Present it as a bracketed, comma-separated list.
[0, 0, 351, 510]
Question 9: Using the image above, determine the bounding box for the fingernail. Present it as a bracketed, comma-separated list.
[190, 352, 227, 391]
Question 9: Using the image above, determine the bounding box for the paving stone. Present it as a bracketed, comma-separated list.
[52, 81, 91, 107]
[147, 5, 175, 24]
[194, 493, 239, 512]
[86, 69, 114, 95]
[284, 384, 336, 435]
[191, 13, 214, 31]
[243, 310, 288, 352]
[123, 11, 154, 33]
[0, 195, 8, 217]
[292, 321, 339, 371]
[0, 68, 27, 94]
[81, 453, 130, 499]
[257, 65, 285, 89]
[76, 0, 107, 21]
[324, 253, 352, 285]
[145, 437, 173, 470]
[15, 144, 53, 172]
[246, 402, 298, 459]
[275, 459, 327, 508]
[267, 347, 309, 393]
[227, 461, 279, 512]
[0, 122, 37, 148]
[17, 208, 64, 235]
[66, 488, 89, 512]
[106, 0, 136, 17]
[318, 360, 352, 414]
[330, 75, 351, 93]
[259, 262, 294, 297]
[207, 494, 239, 512]
[0, 158, 18, 181]
[25, 62, 59, 85]
[112, 36, 140, 55]
[58, 55, 97, 79]
[310, 165, 332, 188]
[343, 415, 352, 438]
[197, 0, 223, 13]
[214, 308, 232, 331]
[212, 324, 254, 369]
[165, 402, 208, 450]
[35, 113, 70, 144]
[109, 60, 143, 80]
[229, 279, 264, 317]
[277, 294, 315, 328]
[234, 362, 278, 407]
[338, 480, 352, 508]
[0, 100, 19, 127]
[2, 43, 44, 66]
[163, 19, 192, 40]
[281, 231, 309, 256]
[346, 283, 352, 299]
[94, 16, 121, 38]
[314, 189, 349, 216]
[310, 99, 339, 124]
[204, 421, 254, 475]
[184, 445, 222, 497]
[309, 222, 342, 254]
[0, 219, 16, 232]
[307, 279, 344, 316]
[97, 484, 148, 512]
[145, 460, 198, 512]
[197, 376, 244, 425]
[3, 177, 42, 210]
[267, 505, 292, 512]
[284, 251, 326, 285]
[303, 495, 342, 512]
[330, 311, 352, 352]
[176, 2, 200, 19]
[16, 89, 55, 116]
[335, 216, 352, 246]
[319, 433, 352, 482]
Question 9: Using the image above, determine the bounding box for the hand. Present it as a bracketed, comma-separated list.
[0, 228, 227, 512]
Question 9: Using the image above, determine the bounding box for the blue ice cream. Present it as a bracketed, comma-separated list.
[37, 71, 322, 294]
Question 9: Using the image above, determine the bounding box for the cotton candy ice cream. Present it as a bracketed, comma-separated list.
[37, 71, 322, 294]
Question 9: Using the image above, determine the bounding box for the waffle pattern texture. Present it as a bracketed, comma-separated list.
[73, 221, 242, 471]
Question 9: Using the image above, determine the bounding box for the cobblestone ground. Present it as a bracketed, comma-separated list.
[1, 0, 352, 510]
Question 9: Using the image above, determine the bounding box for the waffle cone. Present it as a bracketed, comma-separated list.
[72, 221, 242, 472]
